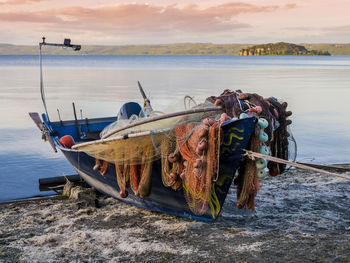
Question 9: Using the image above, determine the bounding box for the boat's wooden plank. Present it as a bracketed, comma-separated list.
[39, 174, 81, 191]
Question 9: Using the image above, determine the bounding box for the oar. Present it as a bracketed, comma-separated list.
[29, 112, 57, 152]
[137, 81, 153, 113]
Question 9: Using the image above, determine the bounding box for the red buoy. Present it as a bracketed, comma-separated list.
[59, 135, 75, 149]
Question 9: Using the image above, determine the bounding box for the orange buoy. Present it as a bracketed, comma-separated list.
[59, 135, 75, 149]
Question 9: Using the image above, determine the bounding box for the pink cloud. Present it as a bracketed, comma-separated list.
[0, 2, 289, 33]
[0, 0, 45, 5]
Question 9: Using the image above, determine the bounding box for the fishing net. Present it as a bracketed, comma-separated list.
[77, 99, 223, 166]
[208, 90, 294, 210]
[73, 90, 294, 215]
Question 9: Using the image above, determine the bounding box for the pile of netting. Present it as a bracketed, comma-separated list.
[75, 90, 294, 215]
[207, 90, 294, 210]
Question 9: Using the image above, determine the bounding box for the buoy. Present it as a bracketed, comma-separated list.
[120, 190, 128, 198]
[202, 118, 215, 126]
[239, 113, 248, 119]
[214, 99, 223, 107]
[220, 113, 229, 123]
[256, 158, 267, 169]
[59, 135, 75, 149]
[259, 131, 268, 142]
[257, 169, 266, 179]
[259, 145, 269, 155]
[168, 153, 179, 163]
[194, 159, 202, 168]
[254, 106, 262, 115]
[258, 118, 268, 129]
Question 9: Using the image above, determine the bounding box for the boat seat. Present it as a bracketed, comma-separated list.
[118, 102, 143, 120]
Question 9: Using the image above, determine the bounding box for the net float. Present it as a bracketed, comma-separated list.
[214, 99, 223, 107]
[197, 139, 207, 151]
[257, 169, 266, 179]
[256, 158, 267, 169]
[168, 153, 179, 163]
[259, 145, 270, 155]
[120, 190, 128, 198]
[198, 126, 209, 137]
[259, 131, 268, 142]
[239, 113, 249, 119]
[59, 135, 75, 149]
[258, 118, 268, 129]
[220, 113, 229, 123]
[202, 118, 215, 126]
[254, 106, 262, 114]
[194, 159, 203, 168]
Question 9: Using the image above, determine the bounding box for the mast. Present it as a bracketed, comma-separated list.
[39, 37, 81, 122]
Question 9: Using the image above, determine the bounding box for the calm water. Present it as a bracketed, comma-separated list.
[0, 55, 349, 202]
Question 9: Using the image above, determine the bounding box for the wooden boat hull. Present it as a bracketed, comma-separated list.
[58, 117, 256, 221]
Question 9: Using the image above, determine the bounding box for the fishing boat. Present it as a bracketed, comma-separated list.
[30, 38, 295, 221]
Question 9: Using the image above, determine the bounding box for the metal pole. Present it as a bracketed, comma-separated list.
[39, 41, 50, 122]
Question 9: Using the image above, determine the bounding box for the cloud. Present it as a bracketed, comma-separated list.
[0, 0, 45, 5]
[285, 3, 297, 9]
[0, 2, 289, 34]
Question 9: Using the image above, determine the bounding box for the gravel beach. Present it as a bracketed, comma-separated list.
[1, 168, 350, 263]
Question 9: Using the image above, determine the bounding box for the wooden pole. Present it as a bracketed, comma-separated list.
[244, 150, 350, 180]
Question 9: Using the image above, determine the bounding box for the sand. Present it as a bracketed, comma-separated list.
[1, 169, 350, 263]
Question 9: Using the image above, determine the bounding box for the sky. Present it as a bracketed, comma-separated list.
[0, 0, 349, 45]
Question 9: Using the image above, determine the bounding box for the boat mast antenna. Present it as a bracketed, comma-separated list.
[39, 37, 81, 122]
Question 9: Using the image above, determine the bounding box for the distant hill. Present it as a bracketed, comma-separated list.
[0, 43, 245, 55]
[302, 43, 350, 56]
[239, 42, 330, 56]
[0, 42, 349, 55]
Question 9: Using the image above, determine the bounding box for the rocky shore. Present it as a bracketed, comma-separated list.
[1, 168, 350, 263]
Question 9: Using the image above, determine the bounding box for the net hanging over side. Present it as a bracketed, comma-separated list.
[73, 91, 294, 216]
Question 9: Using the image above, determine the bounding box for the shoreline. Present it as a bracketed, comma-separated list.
[1, 168, 350, 262]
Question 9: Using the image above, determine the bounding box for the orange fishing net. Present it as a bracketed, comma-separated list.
[174, 121, 221, 215]
[115, 145, 154, 198]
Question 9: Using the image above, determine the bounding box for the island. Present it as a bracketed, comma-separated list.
[239, 42, 331, 56]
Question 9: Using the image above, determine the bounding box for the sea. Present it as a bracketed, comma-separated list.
[0, 55, 350, 202]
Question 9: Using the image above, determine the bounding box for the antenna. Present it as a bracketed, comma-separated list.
[39, 37, 81, 122]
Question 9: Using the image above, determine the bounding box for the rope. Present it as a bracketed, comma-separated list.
[244, 150, 350, 180]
